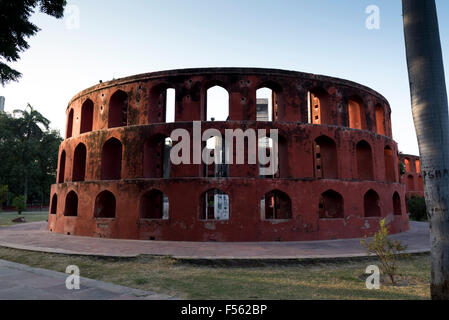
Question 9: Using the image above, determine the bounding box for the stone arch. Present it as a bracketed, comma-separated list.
[64, 191, 78, 217]
[94, 190, 116, 219]
[364, 189, 381, 217]
[415, 159, 421, 173]
[356, 140, 374, 180]
[384, 146, 395, 182]
[348, 96, 365, 130]
[314, 135, 338, 179]
[101, 138, 122, 180]
[258, 134, 288, 178]
[309, 87, 331, 125]
[407, 175, 415, 191]
[206, 85, 230, 121]
[404, 158, 411, 172]
[418, 175, 424, 191]
[72, 143, 87, 182]
[149, 83, 176, 123]
[261, 190, 292, 220]
[393, 192, 402, 215]
[143, 135, 172, 178]
[200, 189, 230, 220]
[80, 99, 94, 134]
[58, 150, 66, 183]
[204, 135, 229, 178]
[139, 189, 169, 220]
[319, 190, 344, 219]
[66, 109, 74, 138]
[108, 90, 128, 128]
[375, 104, 386, 136]
[256, 81, 283, 121]
[50, 194, 57, 214]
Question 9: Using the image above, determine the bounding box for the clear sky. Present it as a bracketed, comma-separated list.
[1, 0, 449, 155]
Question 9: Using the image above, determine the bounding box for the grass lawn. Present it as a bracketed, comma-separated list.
[0, 211, 48, 226]
[0, 246, 431, 300]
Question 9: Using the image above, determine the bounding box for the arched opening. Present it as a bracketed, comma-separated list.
[108, 90, 128, 128]
[415, 159, 421, 173]
[58, 151, 66, 183]
[143, 136, 172, 178]
[364, 190, 381, 217]
[308, 88, 331, 125]
[166, 88, 175, 123]
[356, 140, 374, 180]
[200, 189, 230, 220]
[64, 191, 78, 217]
[384, 146, 395, 182]
[314, 136, 338, 179]
[258, 135, 288, 178]
[206, 86, 229, 121]
[348, 97, 364, 130]
[319, 190, 344, 219]
[94, 190, 116, 219]
[375, 104, 386, 136]
[407, 175, 415, 191]
[80, 99, 94, 134]
[66, 109, 74, 138]
[50, 194, 57, 214]
[204, 136, 229, 178]
[404, 158, 411, 172]
[418, 175, 424, 191]
[140, 190, 169, 220]
[72, 143, 87, 182]
[149, 85, 176, 123]
[101, 138, 122, 180]
[393, 192, 402, 216]
[256, 85, 281, 121]
[261, 190, 292, 220]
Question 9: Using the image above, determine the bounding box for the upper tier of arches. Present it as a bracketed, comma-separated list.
[64, 68, 393, 139]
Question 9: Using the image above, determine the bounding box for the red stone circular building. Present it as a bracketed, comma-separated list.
[48, 68, 409, 241]
[399, 154, 424, 198]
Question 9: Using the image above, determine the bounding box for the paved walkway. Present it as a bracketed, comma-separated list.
[0, 221, 429, 259]
[0, 259, 174, 300]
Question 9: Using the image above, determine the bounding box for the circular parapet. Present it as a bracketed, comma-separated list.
[48, 68, 409, 241]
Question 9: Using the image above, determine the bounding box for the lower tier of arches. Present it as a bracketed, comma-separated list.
[48, 178, 409, 242]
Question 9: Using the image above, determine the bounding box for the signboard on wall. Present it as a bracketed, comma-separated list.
[214, 194, 229, 220]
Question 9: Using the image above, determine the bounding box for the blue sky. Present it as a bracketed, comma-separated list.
[1, 0, 449, 155]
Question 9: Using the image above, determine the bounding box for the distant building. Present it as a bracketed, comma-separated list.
[256, 98, 269, 121]
[399, 154, 424, 198]
[0, 96, 5, 112]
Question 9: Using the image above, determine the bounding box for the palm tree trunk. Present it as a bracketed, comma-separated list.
[402, 0, 449, 300]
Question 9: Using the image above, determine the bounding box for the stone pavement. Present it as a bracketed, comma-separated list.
[0, 221, 430, 259]
[0, 259, 174, 300]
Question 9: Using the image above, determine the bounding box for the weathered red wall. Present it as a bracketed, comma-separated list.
[48, 68, 409, 241]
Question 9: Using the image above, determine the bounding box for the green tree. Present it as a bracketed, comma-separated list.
[0, 185, 8, 212]
[14, 104, 50, 208]
[0, 0, 67, 86]
[0, 107, 61, 209]
[12, 195, 26, 214]
[402, 0, 449, 299]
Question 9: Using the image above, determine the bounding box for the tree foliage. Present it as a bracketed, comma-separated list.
[407, 196, 427, 221]
[0, 0, 67, 85]
[0, 106, 61, 207]
[0, 185, 8, 211]
[12, 195, 26, 214]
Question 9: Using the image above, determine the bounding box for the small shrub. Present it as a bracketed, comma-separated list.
[12, 195, 26, 214]
[360, 219, 408, 285]
[407, 196, 427, 221]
